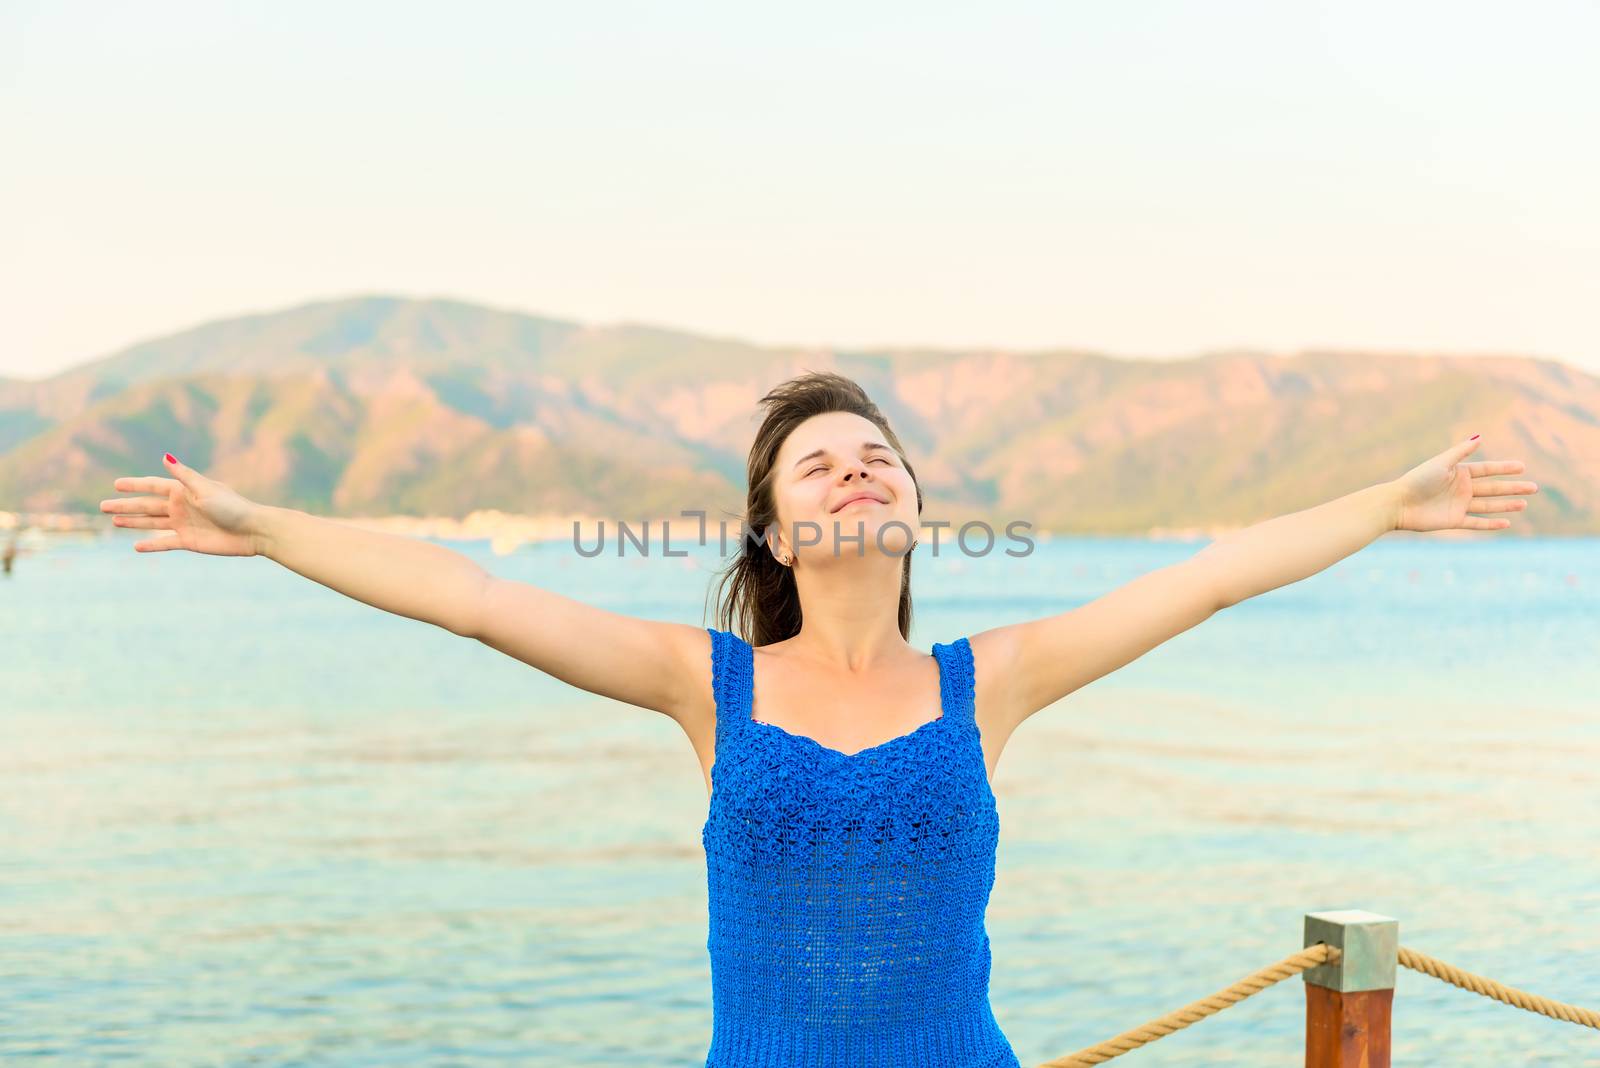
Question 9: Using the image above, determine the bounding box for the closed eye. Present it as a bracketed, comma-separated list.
[805, 456, 895, 477]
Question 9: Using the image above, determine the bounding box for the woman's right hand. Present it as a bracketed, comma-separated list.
[101, 453, 265, 556]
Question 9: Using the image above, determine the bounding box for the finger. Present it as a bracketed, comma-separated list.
[1448, 435, 1483, 462]
[1460, 515, 1512, 530]
[112, 476, 180, 494]
[134, 532, 181, 552]
[113, 515, 171, 528]
[1471, 477, 1539, 497]
[101, 495, 171, 516]
[1466, 498, 1527, 514]
[1463, 460, 1524, 477]
[162, 453, 202, 488]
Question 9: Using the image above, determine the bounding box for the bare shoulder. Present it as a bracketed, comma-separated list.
[660, 621, 718, 725]
[966, 623, 1031, 740]
[666, 623, 720, 788]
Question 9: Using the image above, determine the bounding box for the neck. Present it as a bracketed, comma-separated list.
[788, 554, 909, 670]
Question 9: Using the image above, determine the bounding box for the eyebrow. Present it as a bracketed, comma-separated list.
[792, 441, 893, 471]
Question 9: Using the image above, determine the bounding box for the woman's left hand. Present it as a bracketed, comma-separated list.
[1392, 435, 1538, 533]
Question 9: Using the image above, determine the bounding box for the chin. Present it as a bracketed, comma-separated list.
[830, 520, 914, 557]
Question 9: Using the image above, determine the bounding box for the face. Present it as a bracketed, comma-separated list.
[769, 411, 918, 565]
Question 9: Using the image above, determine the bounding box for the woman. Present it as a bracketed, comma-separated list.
[101, 370, 1536, 1066]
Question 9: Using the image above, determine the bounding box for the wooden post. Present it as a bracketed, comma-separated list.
[1303, 909, 1398, 1068]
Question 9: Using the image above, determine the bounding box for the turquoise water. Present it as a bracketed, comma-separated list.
[4, 532, 1597, 1066]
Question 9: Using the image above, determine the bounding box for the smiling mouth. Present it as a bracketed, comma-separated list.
[832, 495, 886, 513]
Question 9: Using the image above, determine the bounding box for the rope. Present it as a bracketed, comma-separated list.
[1036, 939, 1600, 1068]
[1399, 944, 1600, 1030]
[1035, 943, 1341, 1067]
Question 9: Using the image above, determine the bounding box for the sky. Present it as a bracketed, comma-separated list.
[2, 0, 1597, 380]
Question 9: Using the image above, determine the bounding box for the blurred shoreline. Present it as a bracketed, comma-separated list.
[0, 509, 1239, 555]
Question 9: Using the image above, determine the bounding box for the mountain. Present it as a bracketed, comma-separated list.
[1, 294, 1594, 534]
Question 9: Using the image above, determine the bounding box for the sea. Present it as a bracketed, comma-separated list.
[3, 528, 1596, 1066]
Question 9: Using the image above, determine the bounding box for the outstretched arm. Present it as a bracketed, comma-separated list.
[1194, 479, 1400, 612]
[107, 454, 709, 725]
[252, 504, 709, 722]
[1200, 434, 1533, 609]
[973, 435, 1536, 738]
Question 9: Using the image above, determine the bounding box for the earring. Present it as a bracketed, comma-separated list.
[780, 553, 792, 566]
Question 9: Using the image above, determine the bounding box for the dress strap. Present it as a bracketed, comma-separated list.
[705, 627, 753, 734]
[714, 626, 973, 730]
[932, 635, 976, 726]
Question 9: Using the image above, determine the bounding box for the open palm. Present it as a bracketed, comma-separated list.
[100, 454, 262, 555]
[1394, 436, 1538, 533]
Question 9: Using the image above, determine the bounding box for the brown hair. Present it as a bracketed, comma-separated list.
[707, 370, 924, 647]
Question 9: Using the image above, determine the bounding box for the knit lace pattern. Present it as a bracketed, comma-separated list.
[701, 627, 1021, 1068]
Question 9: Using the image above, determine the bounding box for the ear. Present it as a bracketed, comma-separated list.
[760, 523, 788, 566]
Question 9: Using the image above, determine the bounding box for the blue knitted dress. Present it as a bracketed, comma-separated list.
[701, 627, 1021, 1068]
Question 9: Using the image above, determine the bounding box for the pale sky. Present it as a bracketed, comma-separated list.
[3, 0, 1596, 380]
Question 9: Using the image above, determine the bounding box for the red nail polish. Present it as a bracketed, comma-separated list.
[164, 453, 177, 464]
